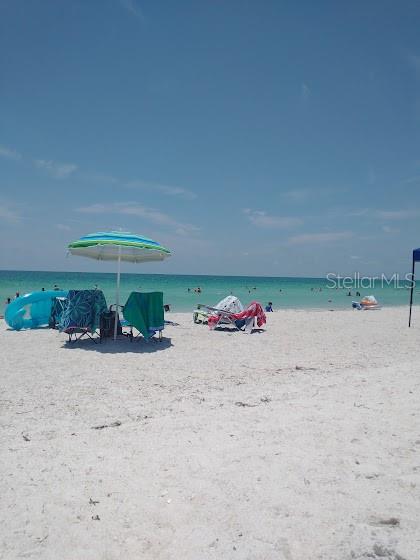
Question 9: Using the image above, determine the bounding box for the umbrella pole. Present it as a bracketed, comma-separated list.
[113, 247, 122, 340]
[409, 258, 415, 327]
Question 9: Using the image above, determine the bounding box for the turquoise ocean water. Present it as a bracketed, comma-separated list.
[0, 270, 413, 314]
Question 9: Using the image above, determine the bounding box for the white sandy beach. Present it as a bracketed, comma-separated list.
[1, 307, 420, 560]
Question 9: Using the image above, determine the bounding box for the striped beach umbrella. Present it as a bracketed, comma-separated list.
[68, 231, 171, 339]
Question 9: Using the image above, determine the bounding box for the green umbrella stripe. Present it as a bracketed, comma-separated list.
[68, 239, 171, 254]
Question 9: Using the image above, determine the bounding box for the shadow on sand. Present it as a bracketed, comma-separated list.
[61, 335, 173, 354]
[212, 327, 266, 334]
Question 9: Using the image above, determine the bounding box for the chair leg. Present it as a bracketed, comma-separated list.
[84, 331, 99, 344]
[67, 330, 98, 343]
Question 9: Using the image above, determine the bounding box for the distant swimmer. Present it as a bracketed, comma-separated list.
[53, 284, 60, 291]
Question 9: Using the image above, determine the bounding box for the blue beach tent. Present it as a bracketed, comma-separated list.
[408, 248, 420, 327]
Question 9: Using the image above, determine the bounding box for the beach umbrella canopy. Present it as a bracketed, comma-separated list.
[68, 231, 171, 339]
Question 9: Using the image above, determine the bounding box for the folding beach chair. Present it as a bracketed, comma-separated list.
[194, 295, 244, 325]
[122, 292, 165, 342]
[207, 301, 267, 333]
[59, 289, 108, 343]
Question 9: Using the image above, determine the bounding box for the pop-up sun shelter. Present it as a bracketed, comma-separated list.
[408, 248, 420, 327]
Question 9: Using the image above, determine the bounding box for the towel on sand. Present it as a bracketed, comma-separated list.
[123, 292, 164, 339]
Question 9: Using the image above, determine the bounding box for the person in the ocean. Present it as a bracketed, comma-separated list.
[265, 302, 273, 312]
[53, 284, 60, 291]
[15, 291, 20, 299]
[6, 297, 11, 305]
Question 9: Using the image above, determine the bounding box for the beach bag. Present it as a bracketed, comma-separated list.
[100, 310, 122, 338]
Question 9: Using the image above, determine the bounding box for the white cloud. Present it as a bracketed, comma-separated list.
[349, 208, 420, 221]
[0, 145, 22, 161]
[403, 175, 420, 184]
[368, 166, 376, 185]
[83, 172, 118, 185]
[77, 202, 199, 235]
[119, 0, 144, 19]
[56, 223, 71, 231]
[287, 231, 353, 245]
[301, 83, 311, 101]
[126, 180, 197, 200]
[376, 209, 420, 220]
[348, 208, 369, 217]
[382, 225, 400, 234]
[34, 159, 78, 179]
[282, 189, 310, 201]
[408, 52, 420, 74]
[0, 204, 21, 224]
[282, 187, 342, 202]
[244, 209, 302, 229]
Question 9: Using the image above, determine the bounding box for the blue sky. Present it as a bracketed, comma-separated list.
[1, 0, 420, 277]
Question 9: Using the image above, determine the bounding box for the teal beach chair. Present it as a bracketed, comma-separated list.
[122, 292, 164, 341]
[59, 289, 108, 343]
